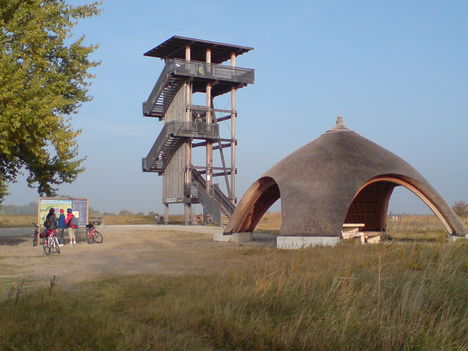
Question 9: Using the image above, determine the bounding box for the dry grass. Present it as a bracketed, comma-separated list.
[0, 214, 36, 227]
[4, 212, 466, 240]
[256, 213, 468, 239]
[387, 215, 447, 240]
[102, 214, 185, 225]
[0, 214, 187, 227]
[1, 240, 467, 350]
[255, 212, 282, 234]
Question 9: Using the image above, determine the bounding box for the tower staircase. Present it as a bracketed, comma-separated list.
[191, 169, 235, 222]
[142, 63, 184, 118]
[143, 59, 255, 119]
[142, 121, 219, 173]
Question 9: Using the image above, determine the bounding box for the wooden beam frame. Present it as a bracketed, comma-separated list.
[186, 105, 235, 114]
[192, 139, 236, 148]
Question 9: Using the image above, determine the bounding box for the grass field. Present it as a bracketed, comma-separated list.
[255, 213, 468, 240]
[1, 212, 467, 349]
[1, 238, 467, 350]
[0, 214, 185, 227]
[3, 212, 466, 239]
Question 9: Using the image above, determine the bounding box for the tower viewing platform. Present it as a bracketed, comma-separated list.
[143, 36, 254, 119]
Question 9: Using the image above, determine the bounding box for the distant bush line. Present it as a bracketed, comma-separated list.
[0, 202, 162, 217]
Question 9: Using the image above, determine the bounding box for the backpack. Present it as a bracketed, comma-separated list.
[43, 217, 51, 228]
[71, 216, 79, 228]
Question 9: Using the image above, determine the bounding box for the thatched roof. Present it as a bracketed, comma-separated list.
[225, 118, 466, 237]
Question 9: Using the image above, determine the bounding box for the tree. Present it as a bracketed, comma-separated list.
[0, 0, 101, 204]
[452, 201, 468, 218]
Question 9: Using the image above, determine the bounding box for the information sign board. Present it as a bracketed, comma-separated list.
[38, 197, 89, 228]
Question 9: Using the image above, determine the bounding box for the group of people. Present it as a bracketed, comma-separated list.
[44, 207, 78, 246]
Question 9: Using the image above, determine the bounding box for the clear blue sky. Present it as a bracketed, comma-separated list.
[5, 0, 468, 214]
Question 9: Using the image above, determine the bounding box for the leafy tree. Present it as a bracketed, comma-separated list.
[452, 201, 468, 218]
[0, 0, 101, 204]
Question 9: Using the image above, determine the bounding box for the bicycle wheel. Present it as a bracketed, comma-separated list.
[54, 237, 61, 254]
[43, 240, 51, 256]
[93, 231, 103, 244]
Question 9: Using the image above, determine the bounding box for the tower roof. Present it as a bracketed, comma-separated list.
[144, 36, 253, 64]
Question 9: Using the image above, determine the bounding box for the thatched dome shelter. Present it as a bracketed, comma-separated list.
[224, 118, 466, 238]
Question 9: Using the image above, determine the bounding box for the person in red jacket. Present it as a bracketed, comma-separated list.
[65, 208, 77, 245]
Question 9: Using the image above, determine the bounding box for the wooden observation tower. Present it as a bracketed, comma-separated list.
[141, 36, 254, 225]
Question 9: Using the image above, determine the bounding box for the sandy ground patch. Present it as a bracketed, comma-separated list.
[0, 225, 276, 292]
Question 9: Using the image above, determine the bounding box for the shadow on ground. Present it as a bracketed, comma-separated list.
[0, 236, 30, 246]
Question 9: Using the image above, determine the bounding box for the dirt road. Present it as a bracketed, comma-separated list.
[0, 225, 275, 292]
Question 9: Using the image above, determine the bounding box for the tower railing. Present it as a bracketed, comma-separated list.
[143, 59, 254, 118]
[143, 121, 219, 173]
[190, 169, 235, 221]
[143, 63, 178, 117]
[169, 59, 254, 84]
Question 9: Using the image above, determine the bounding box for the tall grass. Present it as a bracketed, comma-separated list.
[101, 214, 184, 225]
[255, 213, 468, 239]
[1, 241, 467, 350]
[0, 214, 36, 227]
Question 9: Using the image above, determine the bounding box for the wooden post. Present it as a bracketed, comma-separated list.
[205, 48, 212, 194]
[206, 48, 211, 65]
[184, 45, 192, 224]
[164, 203, 169, 224]
[230, 52, 237, 204]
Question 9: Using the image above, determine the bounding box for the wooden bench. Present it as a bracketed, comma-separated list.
[342, 223, 365, 239]
[342, 224, 381, 244]
[359, 232, 381, 244]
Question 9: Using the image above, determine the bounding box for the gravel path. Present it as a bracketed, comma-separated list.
[0, 225, 276, 293]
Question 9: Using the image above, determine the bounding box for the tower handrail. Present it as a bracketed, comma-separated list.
[143, 59, 254, 118]
[144, 122, 171, 171]
[143, 63, 171, 116]
[191, 168, 207, 188]
[194, 182, 221, 224]
[144, 121, 220, 172]
[212, 184, 235, 215]
[191, 169, 235, 216]
[169, 59, 254, 84]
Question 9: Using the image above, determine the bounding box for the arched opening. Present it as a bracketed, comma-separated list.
[345, 180, 395, 231]
[224, 177, 280, 233]
[346, 175, 454, 234]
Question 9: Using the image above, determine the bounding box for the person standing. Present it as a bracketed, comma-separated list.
[44, 208, 58, 237]
[57, 209, 66, 246]
[65, 208, 77, 245]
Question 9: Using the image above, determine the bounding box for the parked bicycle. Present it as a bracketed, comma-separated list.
[33, 223, 60, 255]
[85, 222, 103, 244]
[154, 215, 164, 225]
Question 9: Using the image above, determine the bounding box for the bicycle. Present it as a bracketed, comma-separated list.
[154, 215, 164, 225]
[33, 224, 61, 255]
[85, 222, 103, 244]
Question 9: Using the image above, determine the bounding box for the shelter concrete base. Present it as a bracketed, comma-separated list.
[277, 236, 341, 249]
[213, 232, 253, 242]
[448, 234, 468, 242]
